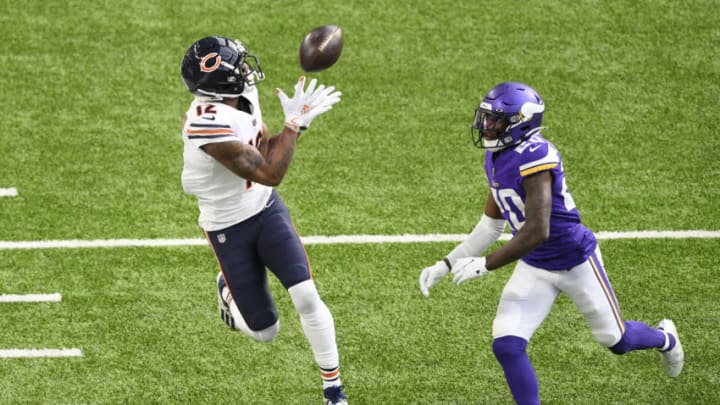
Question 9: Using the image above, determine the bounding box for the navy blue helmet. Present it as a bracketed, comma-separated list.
[181, 36, 264, 98]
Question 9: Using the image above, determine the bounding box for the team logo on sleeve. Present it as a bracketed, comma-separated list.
[200, 52, 221, 73]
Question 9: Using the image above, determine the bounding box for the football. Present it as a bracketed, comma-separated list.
[299, 24, 343, 72]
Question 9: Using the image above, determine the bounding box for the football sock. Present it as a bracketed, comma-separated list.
[320, 366, 342, 388]
[493, 336, 540, 405]
[659, 327, 677, 352]
[609, 320, 669, 354]
[288, 280, 341, 370]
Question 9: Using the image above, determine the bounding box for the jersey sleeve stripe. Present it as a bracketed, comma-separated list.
[520, 163, 558, 177]
[186, 128, 235, 135]
[189, 123, 232, 129]
[188, 134, 236, 140]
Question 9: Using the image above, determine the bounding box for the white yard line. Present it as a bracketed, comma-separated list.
[0, 229, 716, 361]
[0, 293, 79, 359]
[0, 348, 82, 358]
[0, 187, 18, 197]
[0, 230, 718, 250]
[0, 293, 61, 303]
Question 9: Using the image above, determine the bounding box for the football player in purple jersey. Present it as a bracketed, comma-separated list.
[180, 36, 347, 405]
[419, 82, 683, 405]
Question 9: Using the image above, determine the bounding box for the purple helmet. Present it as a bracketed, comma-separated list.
[471, 82, 545, 151]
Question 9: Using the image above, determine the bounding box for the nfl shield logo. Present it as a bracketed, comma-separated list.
[218, 233, 226, 244]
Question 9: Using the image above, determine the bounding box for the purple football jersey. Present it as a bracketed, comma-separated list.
[484, 133, 597, 270]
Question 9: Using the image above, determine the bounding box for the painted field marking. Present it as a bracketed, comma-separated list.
[0, 293, 62, 303]
[0, 348, 83, 358]
[0, 293, 80, 359]
[0, 187, 18, 197]
[0, 230, 718, 250]
[0, 231, 716, 360]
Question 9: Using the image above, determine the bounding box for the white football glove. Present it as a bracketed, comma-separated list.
[419, 260, 450, 297]
[275, 76, 341, 133]
[451, 257, 489, 286]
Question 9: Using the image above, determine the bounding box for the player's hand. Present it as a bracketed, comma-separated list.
[419, 260, 450, 297]
[451, 257, 489, 286]
[275, 76, 341, 133]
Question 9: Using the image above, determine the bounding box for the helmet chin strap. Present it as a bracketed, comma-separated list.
[194, 90, 224, 101]
[481, 138, 509, 152]
[482, 126, 545, 152]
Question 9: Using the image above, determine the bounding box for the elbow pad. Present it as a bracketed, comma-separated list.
[445, 215, 506, 266]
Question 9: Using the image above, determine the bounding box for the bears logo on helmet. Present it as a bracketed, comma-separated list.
[199, 52, 222, 73]
[181, 36, 264, 99]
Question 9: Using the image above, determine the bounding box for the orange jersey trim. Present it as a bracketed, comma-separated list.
[186, 128, 235, 136]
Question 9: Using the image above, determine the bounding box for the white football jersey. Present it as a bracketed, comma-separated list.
[181, 87, 272, 231]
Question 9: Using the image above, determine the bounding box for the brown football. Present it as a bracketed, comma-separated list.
[299, 24, 343, 72]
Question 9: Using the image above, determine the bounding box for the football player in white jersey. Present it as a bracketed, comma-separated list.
[419, 82, 683, 404]
[180, 36, 348, 405]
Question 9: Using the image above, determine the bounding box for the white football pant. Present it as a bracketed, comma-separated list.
[492, 246, 624, 347]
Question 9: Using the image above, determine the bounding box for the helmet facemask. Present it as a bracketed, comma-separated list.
[471, 99, 545, 152]
[472, 105, 513, 151]
[235, 41, 265, 90]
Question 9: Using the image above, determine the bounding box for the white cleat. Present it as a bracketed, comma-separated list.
[658, 319, 684, 378]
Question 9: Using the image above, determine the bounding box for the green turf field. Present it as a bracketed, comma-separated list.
[1, 0, 719, 403]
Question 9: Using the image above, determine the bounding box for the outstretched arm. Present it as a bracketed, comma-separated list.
[202, 76, 341, 187]
[202, 124, 300, 187]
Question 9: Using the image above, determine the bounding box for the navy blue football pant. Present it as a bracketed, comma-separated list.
[205, 191, 311, 331]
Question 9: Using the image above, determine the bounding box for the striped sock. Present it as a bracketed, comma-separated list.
[659, 329, 676, 352]
[321, 366, 341, 388]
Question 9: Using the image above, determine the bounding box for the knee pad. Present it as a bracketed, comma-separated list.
[252, 321, 280, 343]
[492, 335, 528, 361]
[587, 316, 623, 348]
[237, 308, 279, 343]
[246, 308, 279, 331]
[594, 329, 622, 349]
[227, 296, 278, 340]
[288, 280, 322, 315]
